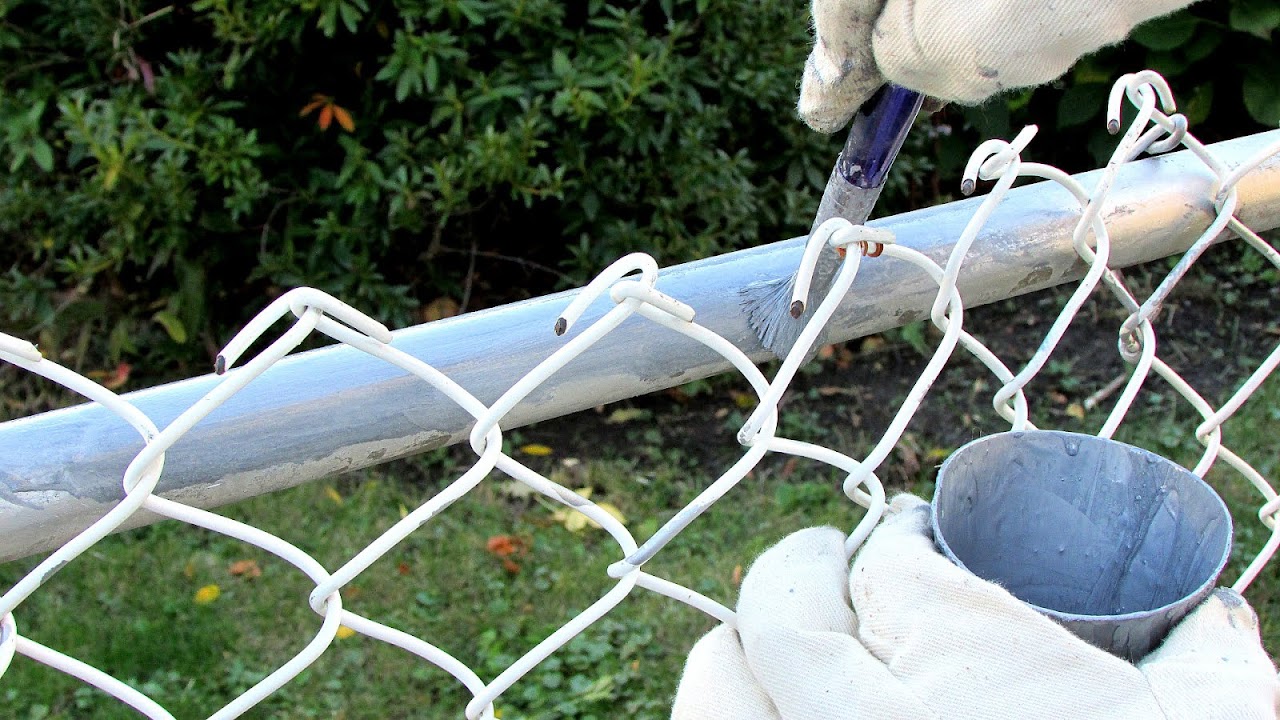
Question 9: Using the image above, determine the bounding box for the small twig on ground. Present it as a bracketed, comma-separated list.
[434, 247, 573, 284]
[1083, 372, 1131, 411]
[460, 237, 478, 314]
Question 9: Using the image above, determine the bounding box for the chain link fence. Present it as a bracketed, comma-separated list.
[3, 70, 1280, 718]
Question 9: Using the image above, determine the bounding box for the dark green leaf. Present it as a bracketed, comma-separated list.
[1243, 68, 1280, 126]
[1131, 12, 1199, 50]
[1230, 0, 1280, 39]
[1182, 26, 1223, 63]
[1181, 82, 1214, 126]
[1056, 84, 1105, 129]
[31, 140, 54, 172]
[425, 56, 439, 92]
[551, 50, 572, 78]
[965, 99, 1010, 139]
[395, 72, 414, 102]
[340, 0, 362, 33]
[153, 311, 188, 344]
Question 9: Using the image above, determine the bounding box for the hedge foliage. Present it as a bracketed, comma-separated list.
[0, 0, 1276, 387]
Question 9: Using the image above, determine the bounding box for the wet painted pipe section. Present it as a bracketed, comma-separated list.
[0, 130, 1277, 562]
[932, 430, 1232, 661]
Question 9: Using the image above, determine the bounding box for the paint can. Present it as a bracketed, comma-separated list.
[931, 430, 1232, 661]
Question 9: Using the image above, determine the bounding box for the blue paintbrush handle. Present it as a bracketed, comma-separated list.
[837, 84, 924, 189]
[810, 84, 924, 234]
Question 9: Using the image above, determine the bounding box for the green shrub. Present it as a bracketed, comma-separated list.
[970, 2, 1280, 165]
[0, 0, 834, 386]
[0, 0, 1275, 398]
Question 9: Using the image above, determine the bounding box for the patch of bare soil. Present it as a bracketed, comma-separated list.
[521, 248, 1280, 488]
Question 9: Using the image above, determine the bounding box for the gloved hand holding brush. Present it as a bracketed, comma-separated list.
[744, 0, 1199, 361]
[799, 0, 1196, 133]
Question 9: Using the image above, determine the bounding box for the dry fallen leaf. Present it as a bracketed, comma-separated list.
[193, 584, 221, 604]
[832, 344, 855, 370]
[486, 535, 525, 557]
[554, 507, 590, 533]
[551, 488, 627, 532]
[228, 559, 262, 579]
[860, 335, 887, 353]
[87, 362, 131, 390]
[605, 407, 651, 424]
[324, 485, 344, 506]
[519, 443, 553, 457]
[593, 502, 627, 528]
[422, 296, 460, 322]
[486, 534, 528, 573]
[1066, 402, 1087, 419]
[497, 480, 536, 500]
[925, 447, 952, 464]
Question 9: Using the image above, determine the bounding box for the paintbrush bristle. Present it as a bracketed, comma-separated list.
[740, 275, 814, 360]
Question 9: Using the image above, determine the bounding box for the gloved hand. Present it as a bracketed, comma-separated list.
[799, 0, 1196, 132]
[672, 495, 1279, 719]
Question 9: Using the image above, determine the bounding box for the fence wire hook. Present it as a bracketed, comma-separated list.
[1108, 71, 1177, 135]
[788, 217, 853, 318]
[609, 281, 696, 323]
[961, 125, 1038, 196]
[1106, 71, 1187, 158]
[555, 253, 659, 335]
[217, 288, 391, 373]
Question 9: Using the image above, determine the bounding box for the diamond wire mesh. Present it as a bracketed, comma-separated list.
[2, 69, 1279, 718]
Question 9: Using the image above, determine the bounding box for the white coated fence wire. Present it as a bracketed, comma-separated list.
[3, 69, 1280, 718]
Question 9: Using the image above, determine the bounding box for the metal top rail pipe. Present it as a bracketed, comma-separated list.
[2, 130, 1279, 563]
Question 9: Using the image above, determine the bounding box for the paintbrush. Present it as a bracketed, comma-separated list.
[741, 84, 925, 359]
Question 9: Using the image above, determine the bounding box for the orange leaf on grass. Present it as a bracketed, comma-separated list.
[228, 559, 262, 579]
[487, 535, 527, 574]
[486, 535, 525, 557]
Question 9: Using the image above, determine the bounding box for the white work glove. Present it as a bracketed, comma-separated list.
[673, 495, 1280, 719]
[800, 0, 1197, 132]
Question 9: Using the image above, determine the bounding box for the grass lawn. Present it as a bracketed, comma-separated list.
[3, 263, 1279, 718]
[0, 441, 882, 719]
